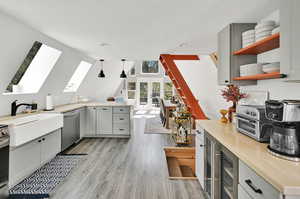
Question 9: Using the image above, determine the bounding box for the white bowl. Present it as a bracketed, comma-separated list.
[255, 36, 269, 42]
[272, 26, 280, 34]
[262, 67, 280, 73]
[240, 63, 264, 76]
[243, 34, 255, 40]
[263, 62, 280, 69]
[255, 26, 274, 33]
[255, 21, 276, 29]
[255, 31, 272, 38]
[242, 29, 255, 36]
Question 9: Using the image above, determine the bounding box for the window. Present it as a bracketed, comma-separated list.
[129, 66, 136, 76]
[64, 61, 92, 92]
[127, 82, 136, 99]
[4, 42, 62, 94]
[152, 82, 160, 106]
[164, 82, 173, 100]
[142, 61, 159, 74]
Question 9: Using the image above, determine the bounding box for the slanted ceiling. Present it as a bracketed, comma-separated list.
[0, 0, 279, 59]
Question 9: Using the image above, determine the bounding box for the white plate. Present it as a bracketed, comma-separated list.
[242, 29, 255, 36]
[272, 26, 280, 34]
[255, 26, 274, 33]
[243, 34, 255, 39]
[255, 31, 272, 38]
[255, 36, 269, 42]
[243, 39, 255, 44]
[255, 21, 275, 29]
[262, 68, 280, 73]
[263, 62, 280, 69]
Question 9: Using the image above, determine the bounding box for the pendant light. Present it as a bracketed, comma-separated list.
[120, 58, 127, 78]
[98, 59, 105, 78]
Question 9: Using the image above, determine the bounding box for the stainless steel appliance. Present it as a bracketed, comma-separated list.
[236, 105, 272, 142]
[62, 110, 80, 151]
[0, 125, 9, 197]
[265, 100, 300, 122]
[264, 100, 300, 161]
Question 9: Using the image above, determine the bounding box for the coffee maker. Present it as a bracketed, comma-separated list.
[264, 100, 300, 161]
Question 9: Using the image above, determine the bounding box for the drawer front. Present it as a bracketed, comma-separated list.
[113, 114, 129, 124]
[238, 184, 252, 199]
[113, 107, 130, 114]
[113, 124, 130, 135]
[239, 160, 280, 199]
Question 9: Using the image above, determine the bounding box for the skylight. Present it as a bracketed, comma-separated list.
[4, 42, 62, 95]
[64, 61, 92, 92]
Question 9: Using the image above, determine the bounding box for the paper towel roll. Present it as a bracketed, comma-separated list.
[46, 94, 54, 110]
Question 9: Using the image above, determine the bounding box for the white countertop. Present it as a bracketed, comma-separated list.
[197, 120, 300, 196]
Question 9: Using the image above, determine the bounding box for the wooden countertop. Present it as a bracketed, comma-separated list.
[196, 120, 300, 196]
[0, 102, 133, 122]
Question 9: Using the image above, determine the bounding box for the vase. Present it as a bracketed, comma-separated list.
[228, 101, 237, 123]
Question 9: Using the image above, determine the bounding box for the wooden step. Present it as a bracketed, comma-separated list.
[167, 157, 182, 177]
[180, 165, 196, 177]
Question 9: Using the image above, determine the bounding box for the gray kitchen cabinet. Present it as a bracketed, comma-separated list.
[79, 108, 86, 138]
[281, 0, 300, 82]
[40, 129, 61, 165]
[9, 129, 61, 188]
[96, 107, 113, 134]
[196, 127, 205, 188]
[238, 184, 252, 199]
[217, 23, 257, 86]
[86, 107, 96, 135]
[113, 107, 130, 135]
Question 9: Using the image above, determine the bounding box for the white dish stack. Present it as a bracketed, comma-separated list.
[242, 30, 255, 48]
[255, 21, 275, 41]
[239, 63, 264, 77]
[262, 62, 280, 73]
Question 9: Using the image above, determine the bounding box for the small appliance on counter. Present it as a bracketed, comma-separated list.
[44, 93, 54, 111]
[264, 100, 300, 162]
[236, 104, 272, 142]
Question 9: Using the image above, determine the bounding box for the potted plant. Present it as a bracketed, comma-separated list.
[221, 85, 247, 122]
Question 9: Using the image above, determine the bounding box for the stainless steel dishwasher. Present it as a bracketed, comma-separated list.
[62, 110, 80, 151]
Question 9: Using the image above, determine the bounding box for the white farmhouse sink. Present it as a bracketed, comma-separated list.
[2, 113, 63, 147]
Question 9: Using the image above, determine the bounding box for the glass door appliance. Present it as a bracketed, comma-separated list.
[220, 146, 238, 199]
[204, 132, 220, 199]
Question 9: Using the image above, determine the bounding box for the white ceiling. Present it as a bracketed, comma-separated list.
[0, 0, 279, 60]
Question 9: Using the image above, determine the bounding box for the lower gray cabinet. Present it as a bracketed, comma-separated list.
[96, 107, 113, 134]
[9, 129, 61, 188]
[86, 107, 96, 135]
[238, 184, 252, 199]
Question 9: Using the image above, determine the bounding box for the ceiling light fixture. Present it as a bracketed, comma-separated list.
[98, 59, 105, 78]
[120, 59, 127, 78]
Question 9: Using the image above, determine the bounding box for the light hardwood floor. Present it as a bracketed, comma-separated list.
[8, 115, 205, 199]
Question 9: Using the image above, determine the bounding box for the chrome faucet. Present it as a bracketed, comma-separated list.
[11, 100, 38, 116]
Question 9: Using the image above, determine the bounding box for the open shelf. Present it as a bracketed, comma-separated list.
[233, 33, 280, 55]
[233, 72, 286, 81]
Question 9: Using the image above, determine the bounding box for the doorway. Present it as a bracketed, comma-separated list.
[136, 78, 163, 109]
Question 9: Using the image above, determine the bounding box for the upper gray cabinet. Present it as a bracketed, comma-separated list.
[281, 0, 300, 82]
[217, 23, 257, 86]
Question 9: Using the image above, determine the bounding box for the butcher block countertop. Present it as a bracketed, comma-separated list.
[196, 120, 300, 196]
[0, 102, 132, 122]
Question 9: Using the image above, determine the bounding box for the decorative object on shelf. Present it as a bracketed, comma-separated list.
[106, 97, 115, 102]
[98, 59, 105, 78]
[220, 109, 228, 123]
[255, 20, 275, 41]
[120, 58, 127, 78]
[221, 85, 247, 122]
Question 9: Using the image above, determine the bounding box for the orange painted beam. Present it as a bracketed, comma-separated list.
[160, 54, 207, 120]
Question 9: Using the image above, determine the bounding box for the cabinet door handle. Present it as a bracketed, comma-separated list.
[196, 130, 202, 134]
[119, 109, 124, 111]
[38, 140, 41, 143]
[199, 144, 205, 147]
[245, 179, 263, 194]
[119, 118, 124, 120]
[42, 138, 45, 141]
[119, 129, 124, 131]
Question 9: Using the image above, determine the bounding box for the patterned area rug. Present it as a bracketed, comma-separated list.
[9, 154, 86, 198]
[144, 116, 172, 134]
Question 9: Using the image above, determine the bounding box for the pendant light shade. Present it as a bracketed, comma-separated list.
[98, 59, 105, 78]
[120, 58, 127, 78]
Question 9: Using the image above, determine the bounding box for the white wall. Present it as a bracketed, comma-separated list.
[176, 57, 230, 119]
[0, 11, 95, 116]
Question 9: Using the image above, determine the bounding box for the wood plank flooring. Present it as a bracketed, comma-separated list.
[52, 116, 205, 199]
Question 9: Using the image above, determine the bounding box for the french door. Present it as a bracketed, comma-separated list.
[137, 78, 163, 109]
